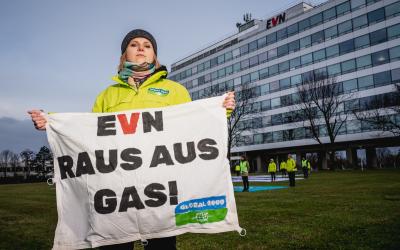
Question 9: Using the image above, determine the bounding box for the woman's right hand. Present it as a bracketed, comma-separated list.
[28, 110, 47, 130]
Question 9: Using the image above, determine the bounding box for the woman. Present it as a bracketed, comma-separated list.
[28, 29, 235, 250]
[268, 158, 276, 182]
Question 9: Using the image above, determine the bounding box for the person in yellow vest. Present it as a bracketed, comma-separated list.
[240, 156, 250, 192]
[28, 29, 236, 250]
[307, 159, 311, 176]
[268, 158, 277, 182]
[280, 160, 287, 178]
[286, 154, 297, 187]
[234, 161, 241, 176]
[301, 157, 309, 179]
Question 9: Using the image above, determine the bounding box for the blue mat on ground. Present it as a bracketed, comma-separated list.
[234, 186, 288, 192]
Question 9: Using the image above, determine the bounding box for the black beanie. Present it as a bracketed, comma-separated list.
[121, 29, 157, 55]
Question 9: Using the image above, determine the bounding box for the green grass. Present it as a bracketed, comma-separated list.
[0, 170, 399, 250]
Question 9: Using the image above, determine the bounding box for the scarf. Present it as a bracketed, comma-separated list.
[118, 61, 156, 87]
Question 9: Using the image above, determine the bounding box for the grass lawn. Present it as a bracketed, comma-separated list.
[0, 170, 399, 249]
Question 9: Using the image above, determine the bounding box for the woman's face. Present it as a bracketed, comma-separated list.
[126, 37, 155, 64]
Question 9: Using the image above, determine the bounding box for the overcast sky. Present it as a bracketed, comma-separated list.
[0, 0, 327, 153]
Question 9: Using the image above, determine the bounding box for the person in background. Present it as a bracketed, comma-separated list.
[268, 158, 277, 182]
[28, 28, 236, 250]
[301, 157, 309, 179]
[235, 161, 241, 176]
[286, 154, 297, 187]
[240, 156, 250, 192]
[280, 159, 287, 178]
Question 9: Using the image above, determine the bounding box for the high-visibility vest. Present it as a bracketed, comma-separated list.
[235, 165, 240, 171]
[268, 162, 277, 173]
[302, 159, 308, 168]
[280, 162, 287, 170]
[286, 159, 296, 172]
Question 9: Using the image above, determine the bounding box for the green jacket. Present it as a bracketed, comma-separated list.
[280, 162, 287, 170]
[240, 160, 249, 174]
[286, 158, 297, 172]
[92, 67, 191, 112]
[268, 162, 277, 173]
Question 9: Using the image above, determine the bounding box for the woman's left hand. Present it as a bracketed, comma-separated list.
[223, 91, 235, 110]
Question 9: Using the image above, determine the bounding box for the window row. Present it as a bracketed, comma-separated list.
[190, 45, 400, 100]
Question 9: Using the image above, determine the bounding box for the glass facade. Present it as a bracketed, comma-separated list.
[170, 0, 400, 150]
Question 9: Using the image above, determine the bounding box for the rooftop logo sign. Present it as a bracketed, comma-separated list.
[266, 12, 286, 29]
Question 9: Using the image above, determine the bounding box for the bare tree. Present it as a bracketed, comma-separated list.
[294, 73, 351, 169]
[0, 150, 14, 178]
[353, 84, 400, 136]
[20, 149, 35, 179]
[10, 153, 19, 177]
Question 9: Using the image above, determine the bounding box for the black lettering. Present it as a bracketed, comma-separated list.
[279, 13, 286, 23]
[94, 189, 117, 214]
[173, 142, 196, 164]
[266, 19, 271, 29]
[97, 115, 116, 136]
[168, 181, 178, 205]
[58, 155, 75, 179]
[120, 148, 142, 171]
[142, 111, 163, 133]
[76, 152, 95, 177]
[144, 183, 167, 207]
[95, 149, 118, 173]
[149, 145, 174, 168]
[198, 138, 219, 160]
[119, 186, 145, 212]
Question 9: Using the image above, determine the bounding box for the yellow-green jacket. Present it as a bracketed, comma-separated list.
[280, 161, 287, 170]
[92, 67, 191, 112]
[240, 160, 249, 174]
[286, 158, 297, 172]
[268, 162, 277, 173]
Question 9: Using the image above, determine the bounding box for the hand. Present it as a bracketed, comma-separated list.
[223, 91, 235, 110]
[28, 110, 47, 130]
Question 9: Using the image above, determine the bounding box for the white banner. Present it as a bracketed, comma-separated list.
[46, 96, 242, 249]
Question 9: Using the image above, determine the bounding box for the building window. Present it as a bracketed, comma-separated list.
[291, 75, 302, 86]
[217, 54, 225, 65]
[341, 59, 356, 74]
[311, 30, 325, 45]
[262, 116, 271, 127]
[290, 57, 301, 69]
[358, 75, 374, 90]
[288, 40, 300, 53]
[373, 71, 391, 87]
[277, 44, 288, 57]
[240, 59, 250, 70]
[388, 24, 400, 40]
[218, 68, 226, 78]
[261, 99, 271, 111]
[259, 51, 268, 64]
[259, 68, 269, 79]
[367, 7, 385, 24]
[257, 36, 267, 48]
[271, 97, 281, 108]
[389, 46, 400, 61]
[240, 44, 249, 55]
[356, 54, 372, 69]
[346, 120, 361, 134]
[339, 40, 354, 55]
[241, 74, 251, 85]
[326, 44, 339, 58]
[233, 62, 241, 73]
[385, 1, 400, 18]
[226, 65, 233, 75]
[269, 64, 279, 76]
[232, 48, 240, 58]
[264, 132, 273, 143]
[325, 26, 338, 40]
[343, 79, 358, 93]
[249, 55, 259, 67]
[279, 61, 289, 73]
[372, 50, 389, 66]
[313, 49, 326, 62]
[310, 13, 323, 27]
[280, 78, 291, 90]
[353, 14, 368, 30]
[337, 1, 351, 16]
[268, 48, 277, 60]
[267, 33, 277, 44]
[272, 114, 283, 126]
[249, 40, 258, 52]
[253, 134, 263, 144]
[300, 35, 311, 48]
[210, 57, 218, 67]
[301, 53, 313, 66]
[250, 71, 259, 82]
[287, 23, 299, 36]
[354, 34, 370, 50]
[299, 18, 310, 31]
[323, 7, 336, 21]
[260, 83, 270, 95]
[351, 0, 365, 10]
[225, 51, 233, 61]
[277, 28, 288, 40]
[328, 63, 341, 76]
[272, 131, 283, 142]
[370, 28, 387, 46]
[338, 20, 353, 35]
[270, 81, 280, 92]
[392, 68, 400, 83]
